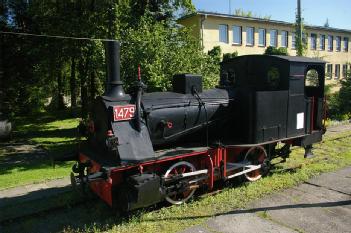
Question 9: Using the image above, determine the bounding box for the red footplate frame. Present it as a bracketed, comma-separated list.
[77, 145, 265, 207]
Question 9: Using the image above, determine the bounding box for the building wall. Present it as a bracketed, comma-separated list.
[304, 27, 351, 85]
[179, 14, 351, 87]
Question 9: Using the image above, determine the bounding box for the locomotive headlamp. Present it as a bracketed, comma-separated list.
[107, 130, 113, 137]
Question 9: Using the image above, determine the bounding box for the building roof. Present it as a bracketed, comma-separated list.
[221, 55, 326, 65]
[178, 11, 351, 34]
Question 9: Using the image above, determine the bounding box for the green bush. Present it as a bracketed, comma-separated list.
[338, 76, 351, 115]
[222, 51, 238, 62]
[264, 46, 289, 55]
[207, 46, 222, 64]
[326, 70, 351, 120]
[327, 92, 341, 119]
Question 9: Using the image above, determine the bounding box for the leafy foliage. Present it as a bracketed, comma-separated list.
[324, 18, 330, 27]
[264, 46, 289, 55]
[207, 46, 222, 64]
[338, 79, 351, 114]
[234, 8, 271, 19]
[326, 69, 351, 120]
[120, 16, 219, 91]
[294, 10, 308, 56]
[223, 51, 238, 62]
[1, 1, 219, 118]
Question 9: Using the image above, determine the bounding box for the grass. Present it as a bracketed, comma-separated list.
[0, 111, 79, 189]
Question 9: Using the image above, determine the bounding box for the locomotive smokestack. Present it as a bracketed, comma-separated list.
[104, 41, 125, 98]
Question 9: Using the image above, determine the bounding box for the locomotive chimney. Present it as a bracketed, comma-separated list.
[104, 41, 125, 98]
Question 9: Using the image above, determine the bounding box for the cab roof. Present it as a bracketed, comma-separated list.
[221, 55, 326, 65]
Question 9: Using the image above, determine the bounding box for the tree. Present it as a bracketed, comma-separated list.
[324, 18, 329, 27]
[120, 17, 219, 91]
[0, 1, 8, 117]
[295, 1, 307, 56]
[120, 0, 195, 26]
[2, 0, 112, 115]
[234, 8, 271, 19]
[1, 0, 218, 118]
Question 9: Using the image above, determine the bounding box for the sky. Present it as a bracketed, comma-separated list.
[192, 0, 350, 30]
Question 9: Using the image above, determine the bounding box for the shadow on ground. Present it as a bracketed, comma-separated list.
[0, 127, 77, 175]
[0, 143, 75, 175]
[2, 187, 350, 233]
[0, 186, 74, 221]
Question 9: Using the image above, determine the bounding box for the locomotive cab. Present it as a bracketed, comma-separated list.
[220, 55, 326, 146]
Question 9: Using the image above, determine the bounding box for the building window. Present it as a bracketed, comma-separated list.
[232, 25, 242, 45]
[328, 35, 333, 51]
[258, 28, 266, 47]
[326, 64, 332, 79]
[335, 64, 340, 79]
[281, 31, 288, 48]
[343, 37, 349, 52]
[342, 64, 348, 78]
[319, 35, 325, 50]
[291, 32, 296, 49]
[270, 29, 277, 47]
[246, 27, 254, 46]
[310, 33, 317, 50]
[219, 24, 228, 43]
[336, 36, 341, 51]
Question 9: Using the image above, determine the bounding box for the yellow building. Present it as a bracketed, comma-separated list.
[178, 11, 351, 86]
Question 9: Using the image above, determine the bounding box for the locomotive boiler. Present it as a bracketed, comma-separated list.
[71, 41, 326, 210]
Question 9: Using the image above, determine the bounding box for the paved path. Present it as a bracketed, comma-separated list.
[181, 166, 351, 233]
[0, 177, 71, 221]
[326, 122, 351, 135]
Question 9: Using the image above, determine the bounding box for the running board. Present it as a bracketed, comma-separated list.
[226, 164, 262, 179]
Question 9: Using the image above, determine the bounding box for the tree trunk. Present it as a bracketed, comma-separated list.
[89, 70, 96, 103]
[57, 69, 65, 110]
[0, 36, 4, 116]
[79, 58, 89, 118]
[70, 57, 77, 108]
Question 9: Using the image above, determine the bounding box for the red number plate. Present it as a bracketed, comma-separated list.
[113, 105, 136, 121]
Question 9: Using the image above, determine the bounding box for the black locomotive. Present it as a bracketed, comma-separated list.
[71, 41, 326, 210]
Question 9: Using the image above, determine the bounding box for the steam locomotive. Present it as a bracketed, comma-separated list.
[71, 41, 326, 211]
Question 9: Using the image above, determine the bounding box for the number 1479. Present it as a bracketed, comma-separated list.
[113, 105, 136, 121]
